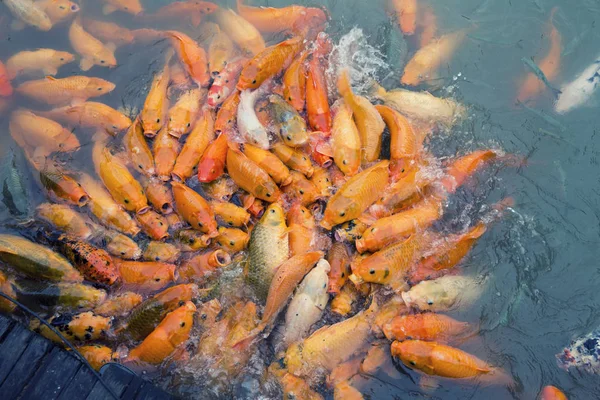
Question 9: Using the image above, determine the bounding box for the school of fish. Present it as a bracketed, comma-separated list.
[0, 0, 575, 399]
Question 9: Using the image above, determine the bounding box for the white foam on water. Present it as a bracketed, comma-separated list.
[326, 27, 390, 97]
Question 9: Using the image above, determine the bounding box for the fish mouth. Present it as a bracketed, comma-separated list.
[143, 130, 157, 138]
[170, 172, 183, 183]
[160, 203, 173, 214]
[77, 195, 90, 207]
[212, 250, 231, 267]
[137, 206, 151, 215]
[355, 238, 366, 253]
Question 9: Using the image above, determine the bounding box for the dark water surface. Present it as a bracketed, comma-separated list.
[1, 0, 600, 399]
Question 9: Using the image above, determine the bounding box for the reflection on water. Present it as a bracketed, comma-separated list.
[0, 0, 599, 399]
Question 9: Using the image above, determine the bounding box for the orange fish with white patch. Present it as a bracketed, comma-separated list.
[208, 58, 245, 107]
[69, 18, 117, 71]
[16, 75, 115, 106]
[165, 31, 210, 88]
[517, 8, 561, 103]
[127, 301, 195, 365]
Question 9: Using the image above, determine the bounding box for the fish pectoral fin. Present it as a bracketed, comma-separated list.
[105, 42, 117, 53]
[10, 20, 25, 31]
[80, 58, 94, 71]
[102, 4, 117, 15]
[190, 13, 203, 27]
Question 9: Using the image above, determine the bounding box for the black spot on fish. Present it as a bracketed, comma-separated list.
[583, 338, 598, 352]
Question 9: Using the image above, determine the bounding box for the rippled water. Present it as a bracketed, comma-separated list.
[1, 0, 600, 399]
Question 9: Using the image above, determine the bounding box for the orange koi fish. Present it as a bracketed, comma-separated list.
[237, 0, 327, 36]
[136, 210, 169, 241]
[227, 148, 280, 202]
[401, 28, 469, 86]
[327, 242, 351, 294]
[166, 31, 210, 88]
[243, 143, 292, 186]
[37, 0, 79, 25]
[123, 118, 155, 176]
[383, 313, 472, 343]
[391, 340, 509, 382]
[516, 8, 561, 103]
[331, 100, 361, 176]
[127, 301, 195, 365]
[16, 75, 115, 106]
[337, 69, 385, 163]
[207, 25, 236, 76]
[419, 6, 437, 48]
[173, 109, 215, 182]
[116, 259, 177, 292]
[271, 143, 314, 177]
[320, 160, 390, 229]
[143, 1, 217, 27]
[288, 204, 316, 256]
[84, 18, 134, 48]
[69, 18, 117, 71]
[282, 171, 320, 207]
[215, 227, 249, 253]
[212, 97, 237, 136]
[390, 0, 417, 35]
[141, 54, 170, 137]
[166, 88, 205, 138]
[100, 0, 143, 16]
[283, 52, 308, 112]
[211, 201, 250, 227]
[409, 223, 487, 284]
[197, 132, 228, 182]
[306, 52, 331, 133]
[171, 181, 218, 237]
[153, 129, 181, 181]
[0, 61, 13, 97]
[6, 49, 74, 78]
[441, 150, 497, 193]
[356, 199, 442, 253]
[213, 8, 265, 56]
[538, 386, 568, 400]
[237, 36, 304, 91]
[178, 249, 231, 281]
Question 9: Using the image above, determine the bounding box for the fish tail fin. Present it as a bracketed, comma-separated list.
[465, 222, 488, 240]
[367, 80, 386, 99]
[337, 69, 353, 100]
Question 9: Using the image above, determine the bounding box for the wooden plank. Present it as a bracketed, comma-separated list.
[57, 366, 97, 400]
[0, 314, 14, 340]
[0, 323, 33, 385]
[86, 363, 135, 400]
[19, 347, 81, 400]
[134, 381, 174, 400]
[0, 333, 52, 399]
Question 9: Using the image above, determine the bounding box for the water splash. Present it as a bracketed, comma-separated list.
[326, 27, 390, 96]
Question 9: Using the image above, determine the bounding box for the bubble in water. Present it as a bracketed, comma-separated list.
[326, 27, 390, 96]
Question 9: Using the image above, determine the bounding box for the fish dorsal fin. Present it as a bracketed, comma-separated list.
[45, 76, 57, 81]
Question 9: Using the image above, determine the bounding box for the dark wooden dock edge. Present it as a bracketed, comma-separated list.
[0, 313, 176, 400]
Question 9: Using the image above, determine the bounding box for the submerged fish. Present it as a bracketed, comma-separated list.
[0, 148, 31, 217]
[555, 53, 600, 114]
[557, 326, 600, 373]
[521, 57, 561, 97]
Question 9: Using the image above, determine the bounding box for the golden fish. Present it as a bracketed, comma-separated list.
[172, 109, 215, 182]
[167, 88, 205, 138]
[123, 118, 155, 176]
[69, 17, 117, 71]
[36, 203, 93, 240]
[16, 75, 115, 106]
[331, 100, 361, 176]
[6, 48, 74, 78]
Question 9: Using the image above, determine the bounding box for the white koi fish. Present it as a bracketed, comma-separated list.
[555, 54, 600, 114]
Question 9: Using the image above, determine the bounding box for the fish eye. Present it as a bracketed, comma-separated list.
[60, 58, 64, 61]
[427, 300, 434, 305]
[343, 160, 348, 165]
[340, 212, 345, 217]
[124, 6, 129, 10]
[159, 221, 164, 226]
[155, 257, 160, 261]
[369, 269, 375, 275]
[179, 301, 185, 306]
[154, 278, 161, 282]
[138, 164, 143, 169]
[97, 87, 103, 91]
[59, 5, 65, 9]
[100, 60, 105, 64]
[120, 252, 125, 255]
[270, 209, 275, 214]
[71, 5, 78, 11]
[187, 123, 191, 127]
[180, 322, 185, 327]
[156, 119, 161, 123]
[410, 361, 416, 366]
[198, 222, 203, 228]
[252, 80, 257, 84]
[299, 190, 304, 195]
[266, 193, 271, 197]
[124, 199, 129, 204]
[229, 241, 235, 246]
